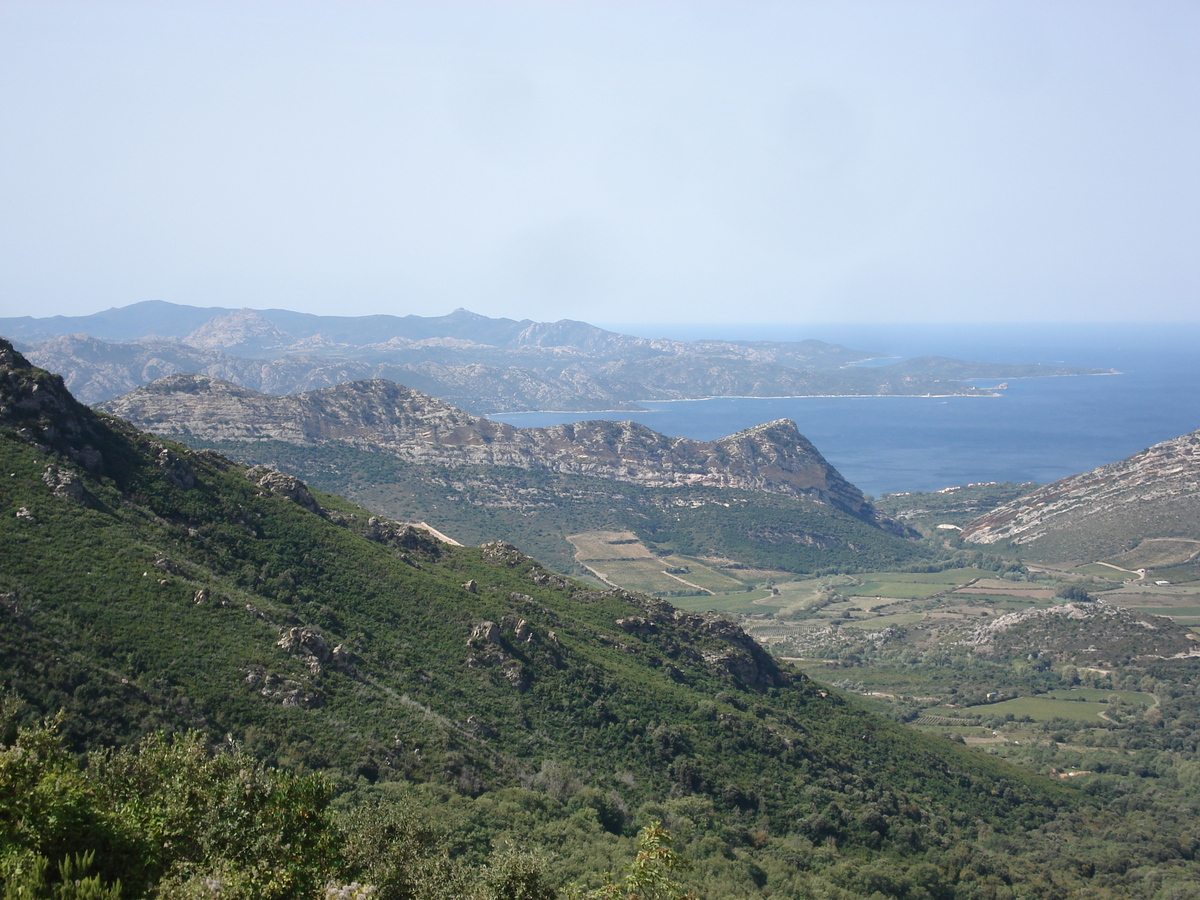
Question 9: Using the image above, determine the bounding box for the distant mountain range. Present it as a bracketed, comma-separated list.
[961, 430, 1200, 563]
[2, 301, 1112, 412]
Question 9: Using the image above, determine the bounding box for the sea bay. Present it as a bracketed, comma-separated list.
[490, 322, 1200, 497]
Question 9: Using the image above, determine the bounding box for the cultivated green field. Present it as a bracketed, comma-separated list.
[832, 595, 901, 612]
[1043, 689, 1156, 705]
[961, 691, 1155, 723]
[1125, 605, 1200, 618]
[839, 581, 947, 600]
[1095, 582, 1200, 624]
[577, 558, 691, 594]
[1071, 563, 1137, 580]
[660, 556, 748, 592]
[949, 592, 1041, 608]
[671, 592, 775, 614]
[568, 530, 750, 597]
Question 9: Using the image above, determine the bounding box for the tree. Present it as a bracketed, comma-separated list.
[1, 713, 338, 900]
[1055, 584, 1093, 602]
[93, 732, 337, 899]
[568, 823, 696, 900]
[0, 715, 135, 893]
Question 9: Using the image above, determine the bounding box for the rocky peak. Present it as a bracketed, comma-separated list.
[245, 464, 321, 514]
[707, 419, 873, 516]
[514, 319, 637, 355]
[0, 338, 109, 472]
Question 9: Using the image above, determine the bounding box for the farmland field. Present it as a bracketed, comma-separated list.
[566, 530, 656, 560]
[568, 530, 749, 597]
[839, 581, 947, 600]
[839, 612, 926, 629]
[671, 592, 775, 614]
[1071, 563, 1137, 580]
[1095, 582, 1200, 624]
[961, 691, 1156, 723]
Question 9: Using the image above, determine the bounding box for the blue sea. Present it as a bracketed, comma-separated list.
[489, 323, 1200, 498]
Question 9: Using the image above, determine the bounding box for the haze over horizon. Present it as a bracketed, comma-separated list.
[2, 1, 1197, 326]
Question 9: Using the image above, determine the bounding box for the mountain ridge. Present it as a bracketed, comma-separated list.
[101, 373, 906, 534]
[4, 301, 1112, 412]
[960, 429, 1200, 561]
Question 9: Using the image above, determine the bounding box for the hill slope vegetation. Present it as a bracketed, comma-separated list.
[0, 337, 1107, 897]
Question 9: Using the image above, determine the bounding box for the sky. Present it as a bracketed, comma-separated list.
[0, 1, 1197, 326]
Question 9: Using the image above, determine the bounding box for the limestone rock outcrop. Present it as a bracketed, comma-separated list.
[42, 465, 84, 502]
[960, 430, 1200, 560]
[277, 624, 354, 675]
[103, 375, 902, 529]
[245, 465, 321, 514]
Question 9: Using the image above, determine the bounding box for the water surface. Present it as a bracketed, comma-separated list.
[491, 323, 1200, 497]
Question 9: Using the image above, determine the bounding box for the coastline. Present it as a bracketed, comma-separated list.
[485, 371, 1123, 418]
[487, 391, 1004, 417]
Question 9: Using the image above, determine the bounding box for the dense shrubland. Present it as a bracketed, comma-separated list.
[5, 342, 1200, 898]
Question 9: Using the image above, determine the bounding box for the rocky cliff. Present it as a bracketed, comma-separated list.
[960, 430, 1200, 561]
[102, 373, 903, 530]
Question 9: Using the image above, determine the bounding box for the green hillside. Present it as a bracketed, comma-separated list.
[172, 437, 929, 578]
[4, 339, 1198, 898]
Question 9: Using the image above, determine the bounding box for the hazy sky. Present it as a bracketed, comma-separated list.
[1, 1, 1196, 325]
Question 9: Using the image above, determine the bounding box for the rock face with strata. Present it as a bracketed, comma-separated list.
[960, 430, 1200, 561]
[101, 374, 901, 529]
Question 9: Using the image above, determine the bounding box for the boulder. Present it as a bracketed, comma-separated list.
[42, 465, 84, 502]
[245, 465, 320, 513]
